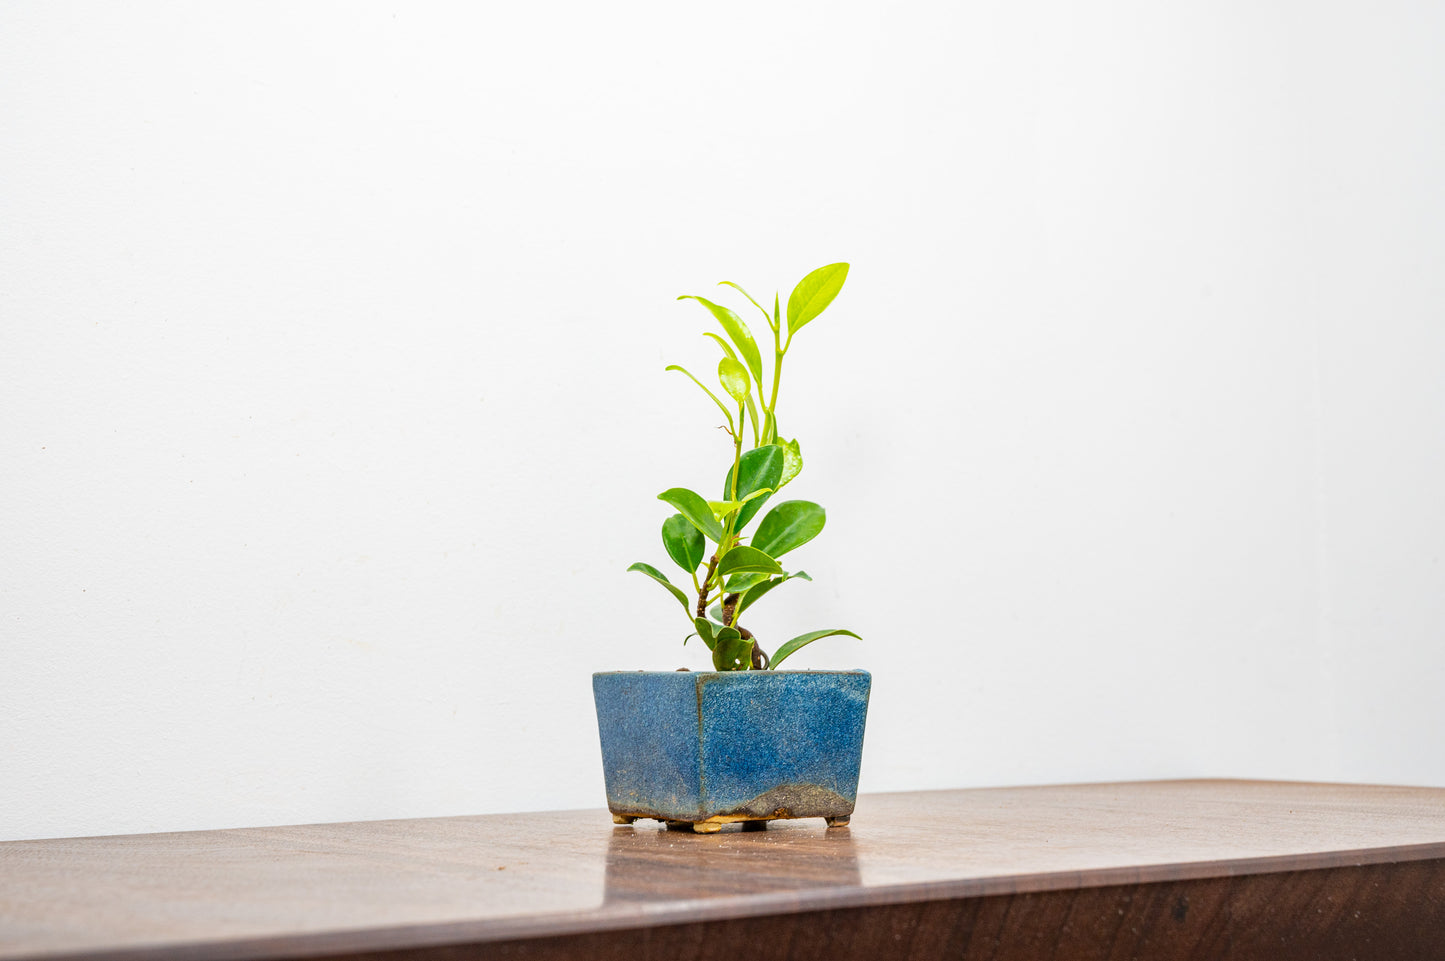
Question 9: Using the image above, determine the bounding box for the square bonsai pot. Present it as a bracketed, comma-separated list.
[592, 669, 870, 833]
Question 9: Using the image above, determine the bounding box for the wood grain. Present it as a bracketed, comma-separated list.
[388, 858, 1445, 961]
[3, 780, 1444, 960]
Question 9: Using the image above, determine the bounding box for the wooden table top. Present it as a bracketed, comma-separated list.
[3, 780, 1444, 960]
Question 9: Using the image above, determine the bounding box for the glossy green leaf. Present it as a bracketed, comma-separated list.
[693, 616, 717, 650]
[718, 281, 775, 333]
[708, 604, 726, 624]
[718, 356, 750, 404]
[678, 295, 763, 389]
[704, 333, 760, 441]
[722, 445, 784, 530]
[771, 628, 861, 668]
[712, 627, 752, 671]
[736, 570, 812, 619]
[722, 571, 772, 594]
[786, 263, 849, 338]
[779, 438, 803, 488]
[752, 500, 826, 558]
[665, 365, 735, 433]
[716, 545, 783, 577]
[627, 562, 691, 613]
[661, 513, 705, 573]
[658, 487, 723, 542]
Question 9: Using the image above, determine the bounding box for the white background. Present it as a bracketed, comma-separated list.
[3, 1, 1442, 842]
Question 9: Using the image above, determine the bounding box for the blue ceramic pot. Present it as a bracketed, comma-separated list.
[592, 670, 871, 832]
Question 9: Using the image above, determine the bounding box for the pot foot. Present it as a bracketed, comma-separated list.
[611, 814, 637, 825]
[825, 815, 851, 828]
[691, 821, 723, 834]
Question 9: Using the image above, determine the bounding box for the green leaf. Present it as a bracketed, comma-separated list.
[716, 545, 783, 577]
[722, 571, 772, 594]
[661, 514, 704, 573]
[736, 570, 812, 619]
[665, 365, 735, 433]
[771, 628, 861, 668]
[712, 627, 752, 671]
[722, 445, 784, 530]
[786, 263, 849, 339]
[678, 295, 763, 390]
[704, 333, 760, 441]
[718, 356, 750, 404]
[779, 438, 803, 488]
[693, 617, 718, 651]
[658, 488, 724, 542]
[718, 281, 775, 333]
[627, 562, 691, 613]
[752, 500, 826, 558]
[708, 604, 726, 624]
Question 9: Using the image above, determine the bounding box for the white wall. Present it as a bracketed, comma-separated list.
[3, 0, 1442, 841]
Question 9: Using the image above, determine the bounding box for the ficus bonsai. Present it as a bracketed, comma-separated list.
[628, 263, 861, 671]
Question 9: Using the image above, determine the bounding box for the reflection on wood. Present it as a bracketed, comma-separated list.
[602, 820, 862, 904]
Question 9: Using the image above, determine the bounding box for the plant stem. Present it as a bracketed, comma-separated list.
[722, 592, 739, 627]
[768, 348, 784, 431]
[760, 309, 787, 445]
[695, 553, 718, 619]
[730, 406, 743, 500]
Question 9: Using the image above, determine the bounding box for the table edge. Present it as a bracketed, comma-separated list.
[13, 840, 1445, 961]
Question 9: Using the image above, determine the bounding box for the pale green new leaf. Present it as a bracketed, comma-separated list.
[707, 487, 772, 522]
[771, 628, 861, 668]
[661, 513, 705, 573]
[627, 562, 691, 613]
[678, 295, 763, 388]
[718, 356, 750, 404]
[786, 263, 849, 338]
[707, 501, 739, 521]
[658, 487, 724, 542]
[665, 365, 734, 433]
[716, 545, 783, 577]
[779, 437, 803, 488]
[718, 281, 775, 333]
[752, 500, 826, 558]
[704, 333, 759, 440]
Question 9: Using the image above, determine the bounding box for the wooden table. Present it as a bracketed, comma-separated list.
[3, 780, 1444, 960]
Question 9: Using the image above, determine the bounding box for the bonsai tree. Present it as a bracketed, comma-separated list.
[628, 263, 861, 671]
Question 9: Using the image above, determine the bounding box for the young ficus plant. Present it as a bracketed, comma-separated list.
[627, 263, 861, 671]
